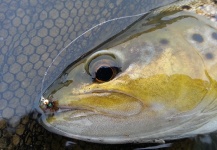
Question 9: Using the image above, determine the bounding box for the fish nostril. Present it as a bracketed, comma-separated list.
[192, 33, 204, 43]
[181, 5, 191, 10]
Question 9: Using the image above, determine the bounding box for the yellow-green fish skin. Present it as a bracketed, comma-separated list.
[41, 1, 217, 144]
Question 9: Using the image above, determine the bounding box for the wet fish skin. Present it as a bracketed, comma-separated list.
[0, 0, 179, 149]
[40, 0, 217, 144]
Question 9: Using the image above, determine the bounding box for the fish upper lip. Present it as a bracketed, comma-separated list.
[42, 106, 96, 117]
[57, 105, 93, 113]
[55, 89, 145, 118]
[80, 89, 142, 100]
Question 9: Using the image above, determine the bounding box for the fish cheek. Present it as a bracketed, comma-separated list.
[88, 74, 209, 113]
[50, 63, 93, 101]
[67, 63, 93, 86]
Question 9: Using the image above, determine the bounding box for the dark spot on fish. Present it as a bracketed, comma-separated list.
[192, 34, 204, 43]
[181, 5, 191, 10]
[160, 39, 169, 45]
[205, 53, 214, 59]
[212, 32, 217, 40]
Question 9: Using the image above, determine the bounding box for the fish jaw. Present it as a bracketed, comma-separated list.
[39, 72, 217, 144]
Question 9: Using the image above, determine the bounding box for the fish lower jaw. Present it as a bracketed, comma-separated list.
[41, 107, 217, 144]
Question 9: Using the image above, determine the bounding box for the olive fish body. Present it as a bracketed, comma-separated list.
[39, 0, 217, 144]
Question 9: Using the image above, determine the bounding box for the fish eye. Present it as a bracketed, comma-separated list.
[85, 52, 121, 83]
[94, 65, 120, 83]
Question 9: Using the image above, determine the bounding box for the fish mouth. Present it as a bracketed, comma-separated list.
[55, 90, 145, 119]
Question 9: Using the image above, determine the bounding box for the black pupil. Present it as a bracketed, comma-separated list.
[95, 66, 113, 82]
